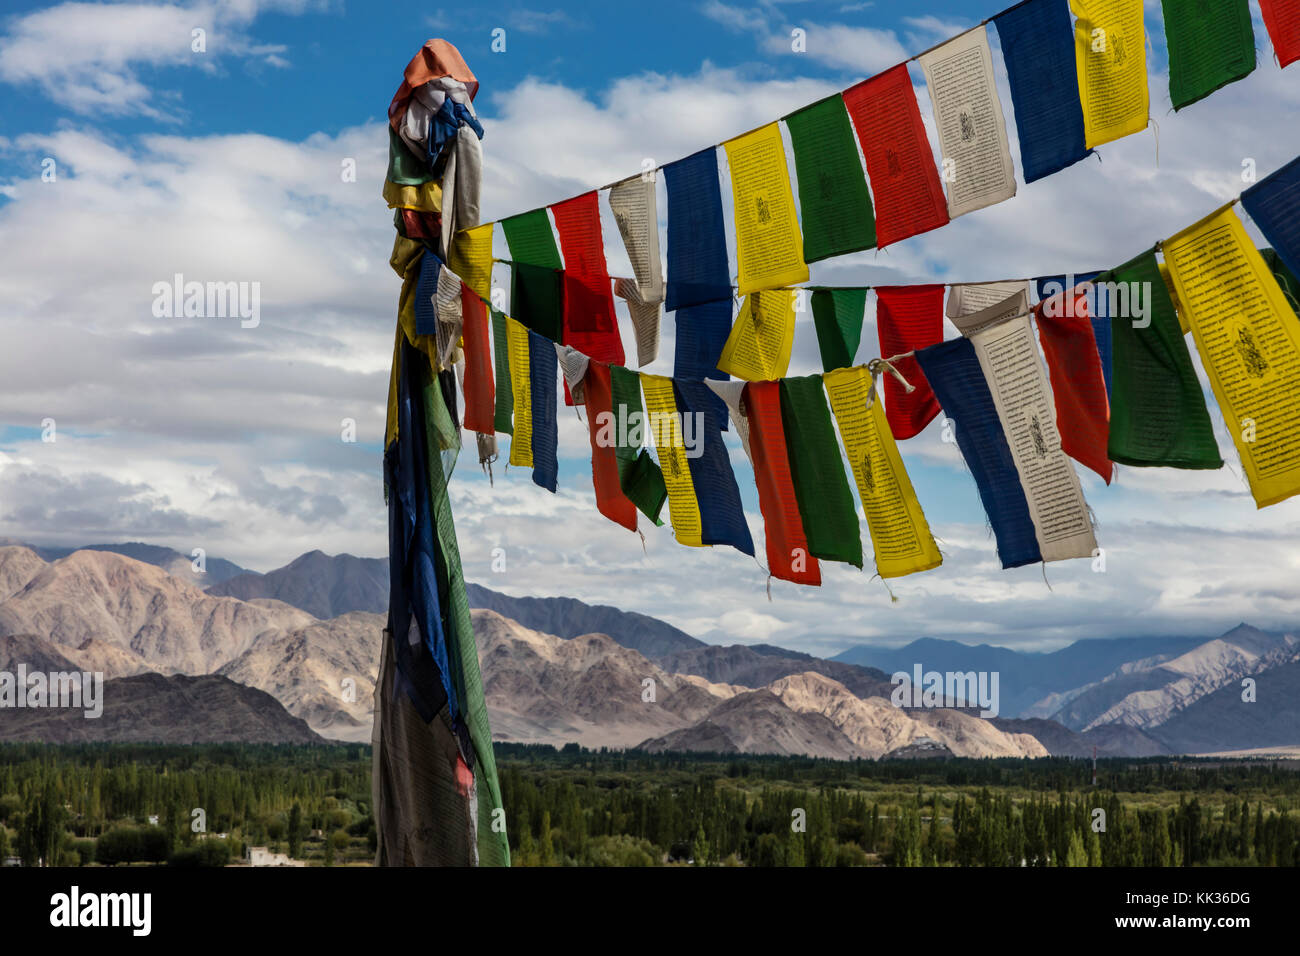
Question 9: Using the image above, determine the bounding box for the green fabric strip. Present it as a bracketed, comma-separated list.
[1162, 0, 1256, 111]
[610, 365, 667, 525]
[1105, 248, 1223, 469]
[491, 308, 514, 435]
[810, 288, 867, 371]
[387, 125, 435, 186]
[501, 209, 562, 269]
[510, 263, 564, 343]
[784, 95, 876, 262]
[778, 374, 863, 567]
[1262, 247, 1300, 317]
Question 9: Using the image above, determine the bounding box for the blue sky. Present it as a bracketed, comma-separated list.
[3, 0, 1300, 654]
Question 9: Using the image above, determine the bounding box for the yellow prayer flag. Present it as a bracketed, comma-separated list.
[1071, 0, 1148, 148]
[382, 178, 443, 214]
[725, 123, 809, 296]
[1163, 205, 1300, 508]
[506, 317, 533, 469]
[639, 373, 704, 546]
[716, 291, 796, 381]
[824, 367, 943, 577]
[1157, 261, 1189, 335]
[448, 222, 494, 302]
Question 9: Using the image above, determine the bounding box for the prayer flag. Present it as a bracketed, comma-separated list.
[783, 96, 877, 261]
[664, 148, 731, 310]
[725, 123, 809, 295]
[875, 284, 946, 439]
[1071, 0, 1149, 147]
[717, 291, 797, 381]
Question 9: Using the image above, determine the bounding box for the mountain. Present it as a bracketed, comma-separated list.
[206, 550, 388, 619]
[0, 549, 313, 673]
[25, 541, 253, 586]
[0, 546, 46, 602]
[0, 673, 323, 744]
[466, 582, 705, 658]
[990, 717, 1171, 757]
[1149, 657, 1300, 754]
[659, 643, 894, 698]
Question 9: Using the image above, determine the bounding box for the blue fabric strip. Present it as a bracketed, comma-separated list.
[993, 0, 1090, 183]
[672, 299, 732, 429]
[527, 329, 559, 492]
[914, 338, 1042, 569]
[1242, 155, 1300, 284]
[414, 250, 441, 337]
[675, 379, 755, 557]
[664, 148, 732, 311]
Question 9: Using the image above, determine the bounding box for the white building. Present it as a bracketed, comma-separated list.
[245, 846, 305, 867]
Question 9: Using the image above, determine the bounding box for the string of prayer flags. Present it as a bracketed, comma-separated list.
[949, 304, 1098, 561]
[717, 291, 797, 381]
[918, 27, 1017, 218]
[490, 309, 514, 435]
[783, 96, 877, 262]
[609, 175, 665, 366]
[673, 300, 733, 428]
[677, 380, 756, 556]
[609, 366, 668, 524]
[503, 210, 564, 342]
[725, 124, 809, 295]
[993, 0, 1091, 182]
[460, 284, 495, 435]
[664, 148, 731, 311]
[1071, 0, 1149, 148]
[823, 366, 943, 578]
[448, 222, 493, 301]
[1163, 204, 1300, 508]
[1102, 249, 1223, 469]
[914, 338, 1043, 569]
[842, 64, 950, 248]
[810, 288, 867, 372]
[1259, 0, 1300, 68]
[743, 381, 821, 585]
[779, 376, 864, 568]
[1033, 286, 1112, 483]
[1241, 155, 1300, 283]
[875, 285, 946, 439]
[582, 362, 638, 532]
[1162, 0, 1255, 111]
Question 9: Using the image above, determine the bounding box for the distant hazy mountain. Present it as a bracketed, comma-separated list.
[0, 673, 323, 744]
[25, 541, 253, 586]
[206, 550, 389, 619]
[1146, 658, 1300, 754]
[660, 643, 893, 698]
[990, 717, 1171, 758]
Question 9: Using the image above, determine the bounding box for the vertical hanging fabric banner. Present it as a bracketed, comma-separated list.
[491, 309, 513, 435]
[1102, 249, 1222, 469]
[913, 338, 1043, 569]
[503, 209, 564, 342]
[664, 148, 732, 311]
[609, 365, 668, 525]
[779, 375, 864, 568]
[1162, 0, 1255, 111]
[842, 64, 950, 248]
[1036, 271, 1108, 395]
[609, 175, 665, 366]
[1033, 288, 1112, 483]
[641, 373, 704, 546]
[1241, 155, 1300, 283]
[725, 123, 809, 295]
[950, 305, 1098, 562]
[1070, 0, 1149, 148]
[615, 277, 662, 367]
[448, 222, 494, 301]
[460, 284, 495, 435]
[875, 284, 946, 439]
[918, 27, 1017, 218]
[1259, 0, 1300, 68]
[717, 290, 797, 380]
[823, 367, 943, 579]
[506, 316, 532, 467]
[811, 288, 867, 372]
[993, 0, 1091, 182]
[743, 381, 821, 585]
[583, 362, 638, 532]
[527, 329, 558, 493]
[501, 208, 561, 267]
[673, 299, 733, 428]
[1163, 205, 1300, 508]
[676, 380, 756, 556]
[551, 191, 619, 334]
[783, 96, 877, 262]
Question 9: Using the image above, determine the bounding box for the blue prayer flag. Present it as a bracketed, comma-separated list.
[664, 148, 732, 311]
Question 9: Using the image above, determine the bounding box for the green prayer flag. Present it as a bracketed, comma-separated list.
[784, 96, 876, 262]
[501, 209, 563, 269]
[502, 210, 564, 343]
[1162, 0, 1256, 111]
[387, 125, 435, 186]
[1105, 248, 1223, 469]
[778, 374, 863, 568]
[810, 288, 868, 371]
[1261, 247, 1300, 317]
[610, 365, 667, 525]
[491, 308, 514, 435]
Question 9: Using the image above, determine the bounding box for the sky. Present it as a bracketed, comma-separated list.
[2, 0, 1300, 656]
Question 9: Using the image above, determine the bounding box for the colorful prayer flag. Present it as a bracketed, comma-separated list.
[725, 123, 809, 295]
[717, 291, 797, 381]
[1071, 0, 1149, 148]
[448, 222, 494, 301]
[664, 148, 731, 310]
[1259, 0, 1300, 68]
[875, 285, 946, 439]
[810, 288, 867, 372]
[1241, 154, 1300, 284]
[1033, 286, 1112, 482]
[1161, 0, 1255, 111]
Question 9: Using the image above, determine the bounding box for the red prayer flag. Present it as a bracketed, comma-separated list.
[582, 362, 638, 532]
[875, 285, 945, 440]
[1034, 290, 1112, 484]
[1260, 0, 1300, 68]
[841, 64, 949, 248]
[460, 283, 495, 434]
[743, 381, 822, 586]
